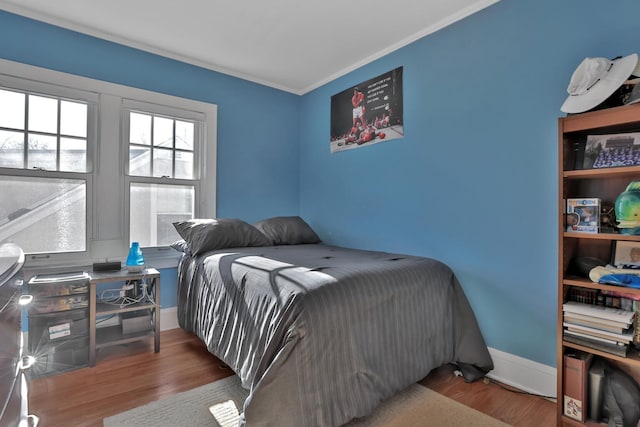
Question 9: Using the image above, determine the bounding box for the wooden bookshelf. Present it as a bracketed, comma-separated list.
[558, 104, 640, 426]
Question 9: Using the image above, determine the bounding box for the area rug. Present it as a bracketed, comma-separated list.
[103, 375, 510, 427]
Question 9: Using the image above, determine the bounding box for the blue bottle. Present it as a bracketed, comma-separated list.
[126, 242, 145, 272]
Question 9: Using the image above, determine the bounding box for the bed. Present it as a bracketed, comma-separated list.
[173, 217, 493, 427]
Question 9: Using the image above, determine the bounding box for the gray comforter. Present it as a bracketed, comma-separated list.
[177, 244, 493, 427]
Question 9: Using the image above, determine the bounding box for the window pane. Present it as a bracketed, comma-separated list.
[0, 175, 86, 253]
[153, 116, 173, 147]
[175, 151, 193, 179]
[0, 130, 24, 168]
[0, 89, 25, 129]
[130, 112, 151, 145]
[60, 138, 87, 172]
[129, 146, 151, 176]
[28, 134, 57, 170]
[175, 120, 193, 150]
[153, 148, 172, 177]
[60, 100, 87, 137]
[130, 183, 194, 246]
[28, 95, 58, 133]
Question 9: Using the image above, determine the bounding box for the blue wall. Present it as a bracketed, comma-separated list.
[3, 0, 640, 368]
[299, 0, 640, 367]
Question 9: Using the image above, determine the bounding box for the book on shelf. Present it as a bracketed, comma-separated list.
[600, 288, 640, 302]
[600, 289, 640, 312]
[607, 296, 633, 312]
[563, 312, 630, 334]
[563, 322, 634, 343]
[563, 352, 592, 422]
[563, 332, 629, 358]
[563, 326, 632, 347]
[567, 287, 599, 305]
[562, 301, 636, 325]
[587, 358, 606, 422]
[566, 290, 639, 321]
[564, 329, 624, 348]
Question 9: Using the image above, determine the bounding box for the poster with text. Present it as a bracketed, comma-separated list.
[330, 67, 403, 153]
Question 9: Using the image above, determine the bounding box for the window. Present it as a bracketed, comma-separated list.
[0, 59, 217, 268]
[0, 84, 95, 256]
[129, 183, 194, 246]
[0, 175, 86, 254]
[128, 112, 195, 179]
[124, 102, 205, 248]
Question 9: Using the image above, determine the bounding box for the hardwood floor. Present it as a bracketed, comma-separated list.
[29, 329, 232, 427]
[419, 366, 556, 427]
[29, 328, 556, 427]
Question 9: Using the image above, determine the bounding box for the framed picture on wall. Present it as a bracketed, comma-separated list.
[329, 67, 404, 153]
[612, 240, 640, 269]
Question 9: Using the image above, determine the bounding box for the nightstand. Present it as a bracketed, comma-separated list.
[88, 268, 160, 366]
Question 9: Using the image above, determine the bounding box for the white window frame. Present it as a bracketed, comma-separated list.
[0, 75, 98, 266]
[0, 75, 99, 173]
[0, 59, 217, 269]
[122, 99, 205, 254]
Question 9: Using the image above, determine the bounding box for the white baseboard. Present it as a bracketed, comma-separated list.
[487, 347, 557, 399]
[159, 306, 179, 331]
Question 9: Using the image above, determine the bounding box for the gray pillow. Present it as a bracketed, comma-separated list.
[169, 239, 192, 256]
[172, 218, 270, 255]
[254, 216, 321, 245]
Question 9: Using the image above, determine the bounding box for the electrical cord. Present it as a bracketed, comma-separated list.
[98, 277, 159, 309]
[453, 369, 556, 401]
[99, 288, 123, 302]
[486, 377, 556, 400]
[99, 285, 145, 308]
[139, 277, 156, 306]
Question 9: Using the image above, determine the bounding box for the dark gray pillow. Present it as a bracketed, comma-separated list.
[172, 218, 270, 255]
[169, 239, 192, 256]
[254, 216, 321, 245]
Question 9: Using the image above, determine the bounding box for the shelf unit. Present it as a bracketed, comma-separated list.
[88, 268, 160, 366]
[27, 271, 90, 377]
[558, 104, 640, 426]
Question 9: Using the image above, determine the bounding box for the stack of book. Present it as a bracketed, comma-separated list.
[563, 301, 636, 357]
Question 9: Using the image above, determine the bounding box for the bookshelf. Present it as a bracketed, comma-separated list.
[558, 103, 640, 426]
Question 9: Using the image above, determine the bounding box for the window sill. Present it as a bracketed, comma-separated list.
[22, 249, 181, 277]
[142, 251, 181, 270]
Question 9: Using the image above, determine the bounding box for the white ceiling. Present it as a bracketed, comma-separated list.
[0, 0, 498, 94]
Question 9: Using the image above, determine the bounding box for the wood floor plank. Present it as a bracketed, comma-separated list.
[29, 328, 556, 427]
[419, 364, 556, 426]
